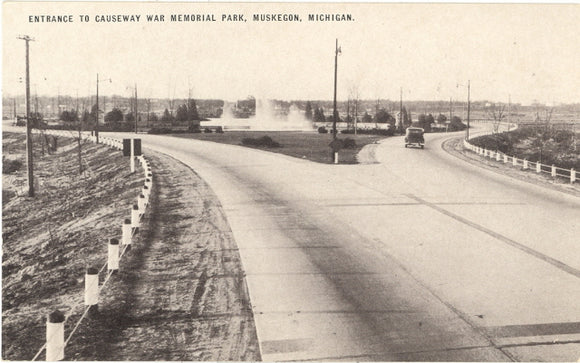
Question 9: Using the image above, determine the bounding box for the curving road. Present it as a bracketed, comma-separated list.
[89, 127, 580, 361]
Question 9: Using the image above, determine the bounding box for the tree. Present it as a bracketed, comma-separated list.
[436, 114, 447, 124]
[175, 104, 188, 122]
[362, 112, 372, 123]
[149, 112, 159, 123]
[374, 108, 394, 124]
[125, 112, 135, 123]
[81, 110, 91, 124]
[187, 99, 200, 121]
[104, 107, 124, 125]
[313, 107, 326, 123]
[59, 109, 79, 123]
[305, 101, 313, 120]
[418, 113, 426, 127]
[29, 112, 44, 129]
[160, 108, 174, 123]
[486, 103, 506, 134]
[401, 106, 412, 128]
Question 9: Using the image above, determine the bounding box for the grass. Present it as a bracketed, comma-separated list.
[170, 131, 386, 164]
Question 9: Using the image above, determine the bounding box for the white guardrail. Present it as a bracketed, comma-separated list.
[26, 131, 154, 361]
[463, 130, 576, 184]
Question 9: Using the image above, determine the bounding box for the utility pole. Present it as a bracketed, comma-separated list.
[449, 97, 453, 124]
[346, 99, 350, 130]
[466, 80, 471, 140]
[354, 96, 358, 136]
[95, 74, 112, 143]
[147, 99, 151, 127]
[96, 73, 100, 143]
[400, 87, 403, 133]
[18, 35, 35, 197]
[134, 84, 138, 134]
[507, 94, 511, 131]
[332, 39, 340, 139]
[76, 89, 83, 175]
[34, 85, 39, 116]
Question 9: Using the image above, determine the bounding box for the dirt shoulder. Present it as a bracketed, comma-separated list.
[2, 132, 260, 360]
[442, 136, 580, 198]
[63, 151, 260, 361]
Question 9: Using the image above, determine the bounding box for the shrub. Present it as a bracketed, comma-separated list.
[241, 135, 281, 148]
[447, 116, 467, 132]
[343, 138, 357, 149]
[342, 128, 394, 136]
[204, 128, 213, 133]
[148, 127, 173, 134]
[318, 126, 328, 134]
[3, 159, 22, 174]
[215, 126, 224, 134]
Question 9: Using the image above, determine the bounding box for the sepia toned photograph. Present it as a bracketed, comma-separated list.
[2, 1, 579, 361]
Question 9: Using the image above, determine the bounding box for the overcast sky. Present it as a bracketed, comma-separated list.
[2, 2, 579, 105]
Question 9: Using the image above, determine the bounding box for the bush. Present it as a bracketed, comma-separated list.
[204, 128, 213, 133]
[148, 127, 173, 134]
[241, 135, 281, 148]
[215, 126, 224, 134]
[447, 117, 467, 132]
[3, 159, 22, 174]
[341, 128, 394, 136]
[318, 126, 328, 134]
[343, 138, 357, 149]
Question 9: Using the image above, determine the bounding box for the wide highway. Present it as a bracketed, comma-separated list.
[106, 127, 579, 361]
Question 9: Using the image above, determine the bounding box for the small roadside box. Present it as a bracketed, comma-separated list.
[123, 138, 142, 156]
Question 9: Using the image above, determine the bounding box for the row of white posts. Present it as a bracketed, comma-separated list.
[464, 139, 577, 183]
[39, 137, 153, 361]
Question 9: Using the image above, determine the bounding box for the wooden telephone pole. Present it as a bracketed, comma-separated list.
[18, 35, 35, 197]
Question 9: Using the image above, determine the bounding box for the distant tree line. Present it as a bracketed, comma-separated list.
[58, 99, 200, 130]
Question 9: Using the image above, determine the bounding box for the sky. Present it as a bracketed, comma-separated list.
[2, 2, 579, 105]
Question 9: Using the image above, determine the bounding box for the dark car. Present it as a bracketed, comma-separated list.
[405, 127, 425, 149]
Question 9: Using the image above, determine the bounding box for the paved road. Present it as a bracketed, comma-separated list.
[108, 126, 578, 362]
[13, 121, 576, 361]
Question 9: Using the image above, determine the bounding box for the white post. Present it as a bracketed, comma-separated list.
[138, 194, 146, 215]
[571, 169, 576, 183]
[131, 204, 140, 229]
[122, 219, 132, 247]
[107, 238, 119, 272]
[523, 159, 529, 169]
[496, 152, 501, 161]
[536, 162, 541, 173]
[142, 185, 150, 203]
[513, 156, 518, 166]
[46, 310, 65, 361]
[503, 154, 508, 163]
[84, 267, 99, 314]
[130, 139, 135, 173]
[334, 152, 338, 164]
[551, 165, 556, 177]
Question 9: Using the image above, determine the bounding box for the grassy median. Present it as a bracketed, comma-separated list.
[170, 131, 387, 164]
